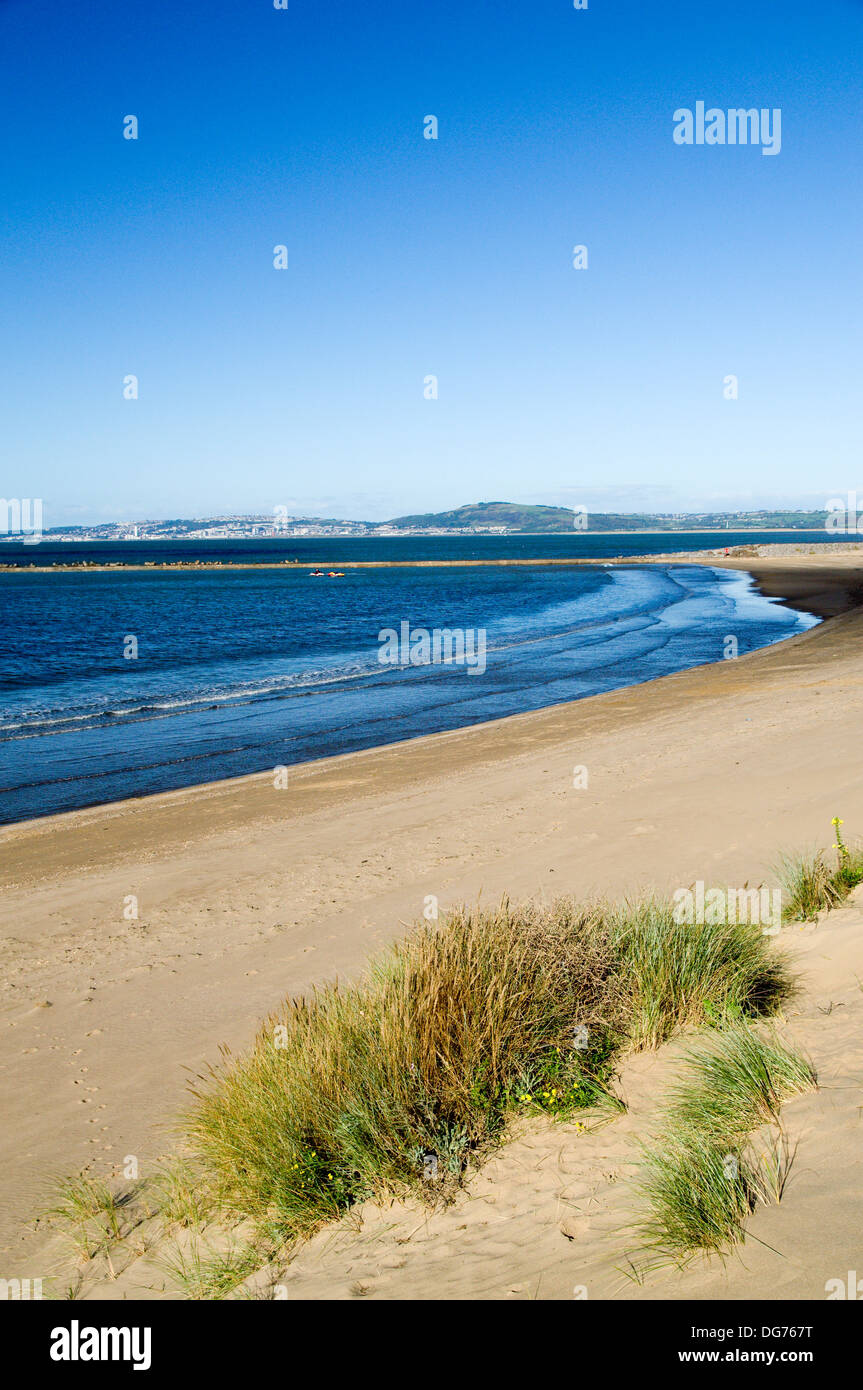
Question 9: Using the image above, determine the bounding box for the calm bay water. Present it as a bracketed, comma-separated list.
[0, 537, 820, 825]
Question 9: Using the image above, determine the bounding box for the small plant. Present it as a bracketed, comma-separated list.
[832, 816, 849, 869]
[152, 1158, 216, 1229]
[158, 1237, 260, 1300]
[750, 1128, 798, 1207]
[780, 820, 863, 922]
[44, 1174, 134, 1263]
[780, 851, 841, 922]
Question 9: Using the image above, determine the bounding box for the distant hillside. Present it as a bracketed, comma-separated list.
[385, 502, 832, 533]
[386, 502, 586, 532]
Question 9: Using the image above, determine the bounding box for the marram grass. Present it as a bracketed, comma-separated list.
[634, 1025, 815, 1265]
[605, 898, 794, 1050]
[185, 895, 794, 1241]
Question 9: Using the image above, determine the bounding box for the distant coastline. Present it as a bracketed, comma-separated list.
[1, 531, 857, 573]
[3, 497, 848, 548]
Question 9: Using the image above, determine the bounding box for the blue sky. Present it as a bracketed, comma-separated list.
[2, 0, 862, 524]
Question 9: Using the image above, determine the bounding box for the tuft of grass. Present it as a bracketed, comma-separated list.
[158, 1237, 261, 1301]
[43, 1174, 135, 1263]
[779, 820, 863, 922]
[664, 1025, 815, 1140]
[634, 1025, 815, 1265]
[636, 1129, 754, 1261]
[780, 851, 848, 921]
[152, 1158, 216, 1230]
[607, 899, 795, 1050]
[185, 895, 791, 1242]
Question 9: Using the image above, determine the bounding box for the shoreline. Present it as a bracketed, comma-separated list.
[2, 551, 862, 846]
[696, 552, 863, 618]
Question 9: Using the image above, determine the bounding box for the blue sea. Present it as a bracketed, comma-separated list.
[0, 534, 825, 824]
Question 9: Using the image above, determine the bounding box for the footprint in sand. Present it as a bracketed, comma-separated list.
[560, 1215, 591, 1241]
[378, 1254, 407, 1270]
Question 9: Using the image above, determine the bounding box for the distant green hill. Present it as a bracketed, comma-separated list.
[385, 501, 831, 533]
[387, 502, 586, 531]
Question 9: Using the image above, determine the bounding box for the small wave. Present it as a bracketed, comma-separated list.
[0, 565, 817, 746]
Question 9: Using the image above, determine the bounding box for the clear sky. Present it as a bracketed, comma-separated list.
[2, 0, 862, 524]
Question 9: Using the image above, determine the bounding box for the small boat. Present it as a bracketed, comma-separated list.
[327, 571, 345, 577]
[309, 569, 326, 576]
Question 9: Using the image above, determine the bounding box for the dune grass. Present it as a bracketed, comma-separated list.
[780, 818, 863, 922]
[665, 1025, 815, 1139]
[185, 895, 794, 1242]
[151, 1158, 217, 1230]
[605, 899, 793, 1049]
[43, 1174, 134, 1262]
[634, 1025, 816, 1264]
[158, 1236, 261, 1301]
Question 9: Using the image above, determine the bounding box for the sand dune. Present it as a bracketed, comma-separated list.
[246, 892, 863, 1302]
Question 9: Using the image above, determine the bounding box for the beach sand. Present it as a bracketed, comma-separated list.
[3, 549, 863, 1296]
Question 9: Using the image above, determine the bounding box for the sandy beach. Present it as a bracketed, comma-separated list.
[3, 548, 863, 1297]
